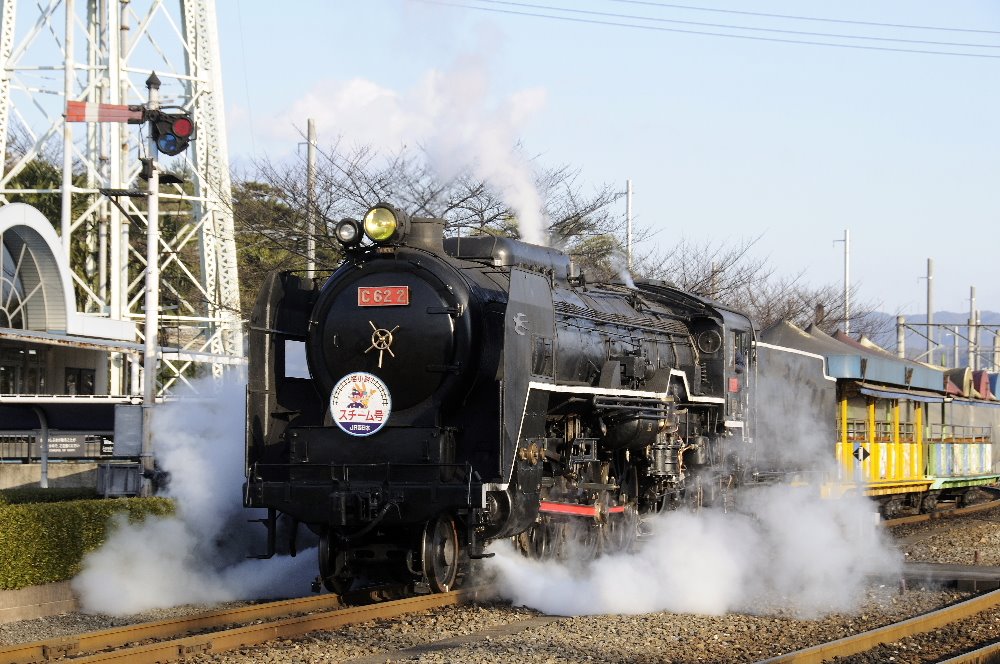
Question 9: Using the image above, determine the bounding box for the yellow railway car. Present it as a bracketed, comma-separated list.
[757, 321, 1000, 516]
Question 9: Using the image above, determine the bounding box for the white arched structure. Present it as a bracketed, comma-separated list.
[0, 204, 134, 341]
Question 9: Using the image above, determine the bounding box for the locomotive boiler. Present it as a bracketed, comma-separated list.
[245, 203, 755, 593]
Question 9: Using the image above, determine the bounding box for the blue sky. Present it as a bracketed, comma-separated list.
[216, 1, 999, 316]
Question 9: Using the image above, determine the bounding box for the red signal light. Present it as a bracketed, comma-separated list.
[171, 116, 194, 138]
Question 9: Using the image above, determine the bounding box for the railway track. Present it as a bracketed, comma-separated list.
[757, 588, 1000, 663]
[3, 575, 995, 663]
[884, 498, 1000, 527]
[0, 587, 489, 664]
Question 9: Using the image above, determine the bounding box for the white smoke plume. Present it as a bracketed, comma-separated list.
[273, 58, 549, 245]
[607, 250, 636, 289]
[72, 378, 316, 615]
[487, 485, 900, 618]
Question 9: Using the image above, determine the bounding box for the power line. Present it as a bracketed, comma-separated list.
[468, 0, 1000, 49]
[607, 0, 1000, 36]
[411, 0, 1000, 59]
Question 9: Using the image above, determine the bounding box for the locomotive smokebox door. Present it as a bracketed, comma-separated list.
[502, 268, 555, 480]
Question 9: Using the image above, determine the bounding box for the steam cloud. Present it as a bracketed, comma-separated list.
[72, 378, 315, 615]
[274, 58, 550, 244]
[486, 368, 902, 618]
[487, 486, 900, 618]
[607, 250, 636, 289]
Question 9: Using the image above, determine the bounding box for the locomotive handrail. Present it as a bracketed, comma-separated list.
[592, 395, 673, 423]
[258, 461, 476, 485]
[593, 396, 671, 410]
[632, 281, 712, 312]
[553, 301, 690, 337]
[592, 395, 669, 404]
[591, 403, 669, 412]
[247, 324, 307, 338]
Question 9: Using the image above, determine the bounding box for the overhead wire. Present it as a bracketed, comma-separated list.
[409, 0, 1000, 59]
[606, 0, 1000, 36]
[466, 0, 1000, 49]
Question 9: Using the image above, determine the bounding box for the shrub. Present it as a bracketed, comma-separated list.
[0, 497, 174, 590]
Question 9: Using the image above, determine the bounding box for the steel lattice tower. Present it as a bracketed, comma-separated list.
[0, 0, 243, 396]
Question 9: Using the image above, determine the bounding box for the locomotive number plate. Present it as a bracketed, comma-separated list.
[357, 286, 409, 307]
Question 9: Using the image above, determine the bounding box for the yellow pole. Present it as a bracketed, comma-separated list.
[893, 400, 902, 479]
[840, 396, 850, 482]
[916, 403, 924, 478]
[868, 399, 877, 481]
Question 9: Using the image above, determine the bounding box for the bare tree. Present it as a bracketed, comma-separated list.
[234, 141, 633, 287]
[629, 233, 889, 338]
[233, 138, 892, 340]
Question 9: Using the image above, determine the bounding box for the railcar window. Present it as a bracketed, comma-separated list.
[284, 340, 310, 379]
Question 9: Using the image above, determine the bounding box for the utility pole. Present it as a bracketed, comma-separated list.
[141, 73, 162, 497]
[975, 311, 982, 371]
[625, 179, 633, 272]
[993, 332, 1000, 372]
[896, 315, 905, 359]
[968, 286, 976, 370]
[306, 118, 317, 278]
[926, 259, 934, 365]
[952, 326, 960, 369]
[834, 229, 850, 334]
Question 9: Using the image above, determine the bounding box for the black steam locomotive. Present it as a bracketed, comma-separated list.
[245, 204, 755, 593]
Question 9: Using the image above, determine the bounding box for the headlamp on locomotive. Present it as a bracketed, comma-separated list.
[334, 203, 411, 251]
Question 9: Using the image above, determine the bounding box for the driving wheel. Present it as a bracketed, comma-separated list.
[421, 514, 461, 592]
[318, 532, 350, 594]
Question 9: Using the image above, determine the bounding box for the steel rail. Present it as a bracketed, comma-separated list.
[0, 594, 346, 664]
[885, 498, 1000, 527]
[938, 640, 1000, 663]
[74, 589, 481, 664]
[756, 587, 1000, 663]
[0, 588, 484, 664]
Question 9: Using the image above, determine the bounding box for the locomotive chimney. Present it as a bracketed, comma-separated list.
[408, 217, 445, 253]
